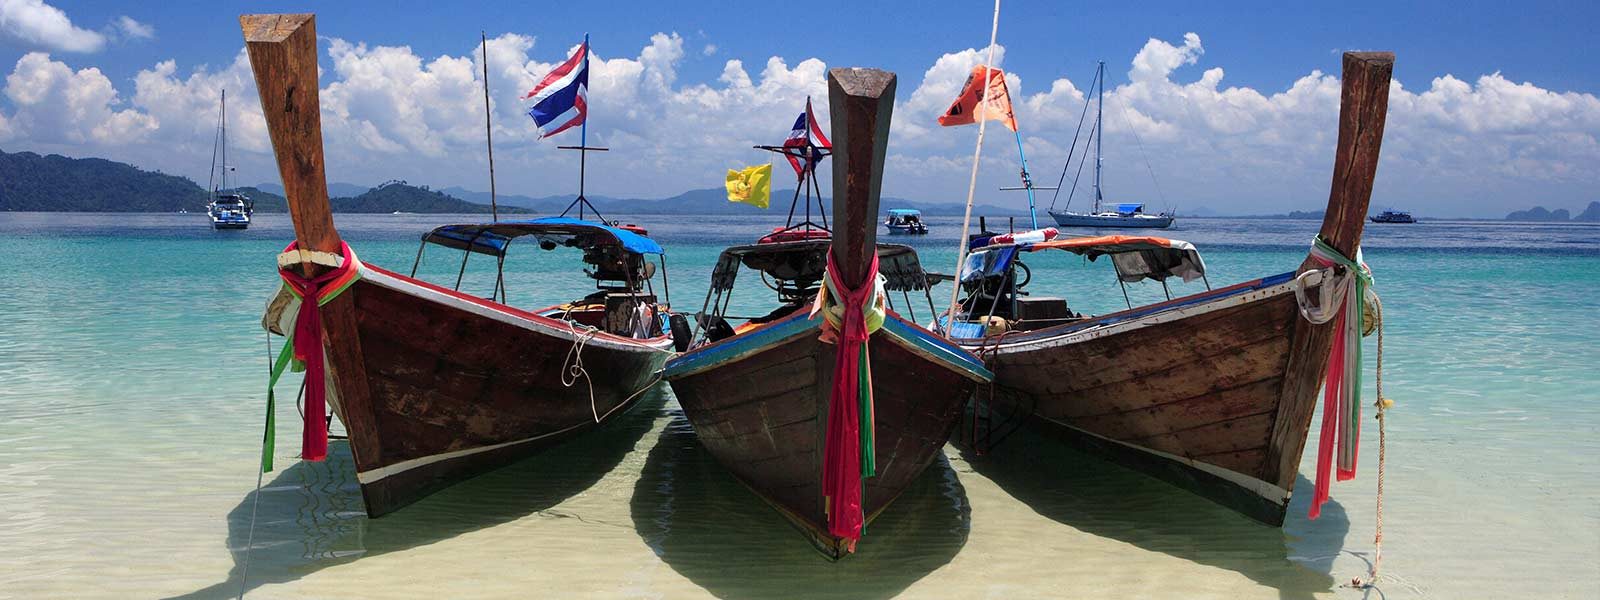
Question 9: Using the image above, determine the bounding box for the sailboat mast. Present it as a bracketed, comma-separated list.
[220, 89, 228, 192]
[1094, 61, 1103, 213]
[481, 31, 499, 221]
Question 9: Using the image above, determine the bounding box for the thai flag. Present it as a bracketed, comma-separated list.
[782, 98, 832, 179]
[523, 39, 589, 139]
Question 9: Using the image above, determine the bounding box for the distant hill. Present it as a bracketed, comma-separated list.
[0, 149, 524, 214]
[1506, 206, 1572, 221]
[0, 148, 209, 211]
[1577, 201, 1600, 222]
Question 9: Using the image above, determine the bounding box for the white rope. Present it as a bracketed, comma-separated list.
[559, 308, 602, 422]
[942, 0, 1003, 335]
[1293, 267, 1346, 325]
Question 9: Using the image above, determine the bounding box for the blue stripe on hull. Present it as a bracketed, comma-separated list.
[665, 310, 992, 382]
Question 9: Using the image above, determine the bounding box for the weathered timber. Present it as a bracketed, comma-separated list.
[827, 67, 896, 287]
[963, 51, 1394, 526]
[243, 13, 675, 517]
[242, 13, 383, 475]
[1266, 51, 1394, 490]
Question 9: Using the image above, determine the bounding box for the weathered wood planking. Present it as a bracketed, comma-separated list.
[669, 313, 973, 558]
[242, 13, 675, 518]
[970, 52, 1394, 526]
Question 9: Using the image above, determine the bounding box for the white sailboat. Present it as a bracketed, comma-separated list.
[1047, 62, 1174, 229]
[206, 89, 253, 230]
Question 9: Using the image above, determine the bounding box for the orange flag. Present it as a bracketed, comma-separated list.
[937, 65, 1017, 132]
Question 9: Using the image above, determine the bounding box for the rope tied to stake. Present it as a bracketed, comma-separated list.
[262, 241, 361, 472]
[810, 250, 886, 552]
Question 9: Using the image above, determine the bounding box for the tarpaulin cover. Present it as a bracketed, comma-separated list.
[422, 216, 664, 256]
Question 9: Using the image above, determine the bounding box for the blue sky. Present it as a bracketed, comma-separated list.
[1, 0, 1596, 217]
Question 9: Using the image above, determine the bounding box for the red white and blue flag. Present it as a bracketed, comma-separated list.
[523, 39, 589, 139]
[783, 98, 832, 179]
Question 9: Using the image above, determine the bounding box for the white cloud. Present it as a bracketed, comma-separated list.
[0, 31, 1595, 217]
[0, 0, 104, 53]
[114, 15, 154, 40]
[702, 43, 717, 57]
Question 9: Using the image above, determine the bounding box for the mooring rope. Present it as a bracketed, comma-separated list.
[1353, 292, 1391, 589]
[559, 309, 602, 422]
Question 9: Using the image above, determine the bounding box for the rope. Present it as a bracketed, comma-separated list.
[558, 307, 603, 422]
[1352, 293, 1391, 589]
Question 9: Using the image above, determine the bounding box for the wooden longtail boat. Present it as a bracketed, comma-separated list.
[664, 68, 991, 559]
[949, 52, 1394, 526]
[243, 14, 678, 517]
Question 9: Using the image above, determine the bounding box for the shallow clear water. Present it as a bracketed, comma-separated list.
[0, 212, 1595, 599]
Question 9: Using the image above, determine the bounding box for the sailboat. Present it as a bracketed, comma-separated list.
[948, 52, 1394, 525]
[1047, 61, 1174, 229]
[243, 14, 681, 517]
[206, 89, 253, 229]
[664, 71, 990, 558]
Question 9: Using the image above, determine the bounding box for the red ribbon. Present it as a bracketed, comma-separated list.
[277, 241, 358, 463]
[821, 250, 878, 550]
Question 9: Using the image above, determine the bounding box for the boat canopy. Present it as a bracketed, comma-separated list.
[887, 209, 922, 217]
[709, 239, 931, 293]
[421, 216, 664, 257]
[971, 234, 1207, 283]
[1114, 203, 1145, 214]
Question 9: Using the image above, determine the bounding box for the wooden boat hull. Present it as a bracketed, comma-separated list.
[961, 272, 1329, 525]
[665, 310, 990, 557]
[306, 264, 672, 517]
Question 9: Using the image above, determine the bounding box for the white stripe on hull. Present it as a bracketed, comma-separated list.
[354, 420, 592, 484]
[1040, 416, 1291, 504]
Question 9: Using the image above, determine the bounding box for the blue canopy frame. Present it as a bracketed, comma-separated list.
[421, 216, 664, 257]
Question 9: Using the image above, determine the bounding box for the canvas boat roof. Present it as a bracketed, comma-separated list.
[887, 208, 922, 216]
[710, 239, 932, 293]
[421, 216, 664, 257]
[969, 234, 1207, 283]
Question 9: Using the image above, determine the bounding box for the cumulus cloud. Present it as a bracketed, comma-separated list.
[114, 15, 154, 41]
[0, 31, 1595, 217]
[0, 0, 104, 53]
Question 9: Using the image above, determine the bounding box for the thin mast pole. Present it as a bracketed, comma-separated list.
[482, 32, 499, 221]
[1011, 129, 1037, 228]
[943, 0, 1003, 334]
[220, 89, 228, 192]
[1094, 61, 1104, 213]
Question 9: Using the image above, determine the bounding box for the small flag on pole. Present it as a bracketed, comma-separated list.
[782, 98, 832, 180]
[523, 39, 589, 139]
[938, 65, 1017, 132]
[726, 164, 773, 209]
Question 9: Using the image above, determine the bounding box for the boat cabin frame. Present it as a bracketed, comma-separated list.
[409, 216, 672, 337]
[955, 234, 1210, 335]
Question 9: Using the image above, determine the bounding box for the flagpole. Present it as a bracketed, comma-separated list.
[579, 32, 589, 220]
[1012, 129, 1037, 229]
[943, 0, 1002, 334]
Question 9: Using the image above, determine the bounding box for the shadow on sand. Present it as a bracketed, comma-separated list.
[961, 425, 1349, 600]
[629, 413, 969, 600]
[171, 390, 667, 600]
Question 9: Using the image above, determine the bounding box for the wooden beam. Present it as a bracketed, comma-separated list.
[826, 68, 896, 288]
[241, 13, 384, 478]
[240, 13, 339, 255]
[1266, 51, 1394, 489]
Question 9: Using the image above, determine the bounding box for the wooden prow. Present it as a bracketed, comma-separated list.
[826, 68, 896, 288]
[241, 13, 384, 493]
[1267, 51, 1393, 493]
[240, 13, 340, 262]
[1312, 51, 1393, 263]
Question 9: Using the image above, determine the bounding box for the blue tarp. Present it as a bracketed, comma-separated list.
[887, 208, 921, 217]
[1115, 203, 1145, 214]
[423, 216, 664, 256]
[959, 246, 1019, 283]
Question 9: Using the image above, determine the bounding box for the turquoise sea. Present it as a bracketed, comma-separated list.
[0, 212, 1596, 599]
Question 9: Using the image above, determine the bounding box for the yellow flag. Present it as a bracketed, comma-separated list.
[725, 163, 772, 209]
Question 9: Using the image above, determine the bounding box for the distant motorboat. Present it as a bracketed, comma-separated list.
[1046, 62, 1175, 230]
[205, 89, 253, 230]
[884, 208, 928, 234]
[1369, 209, 1415, 223]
